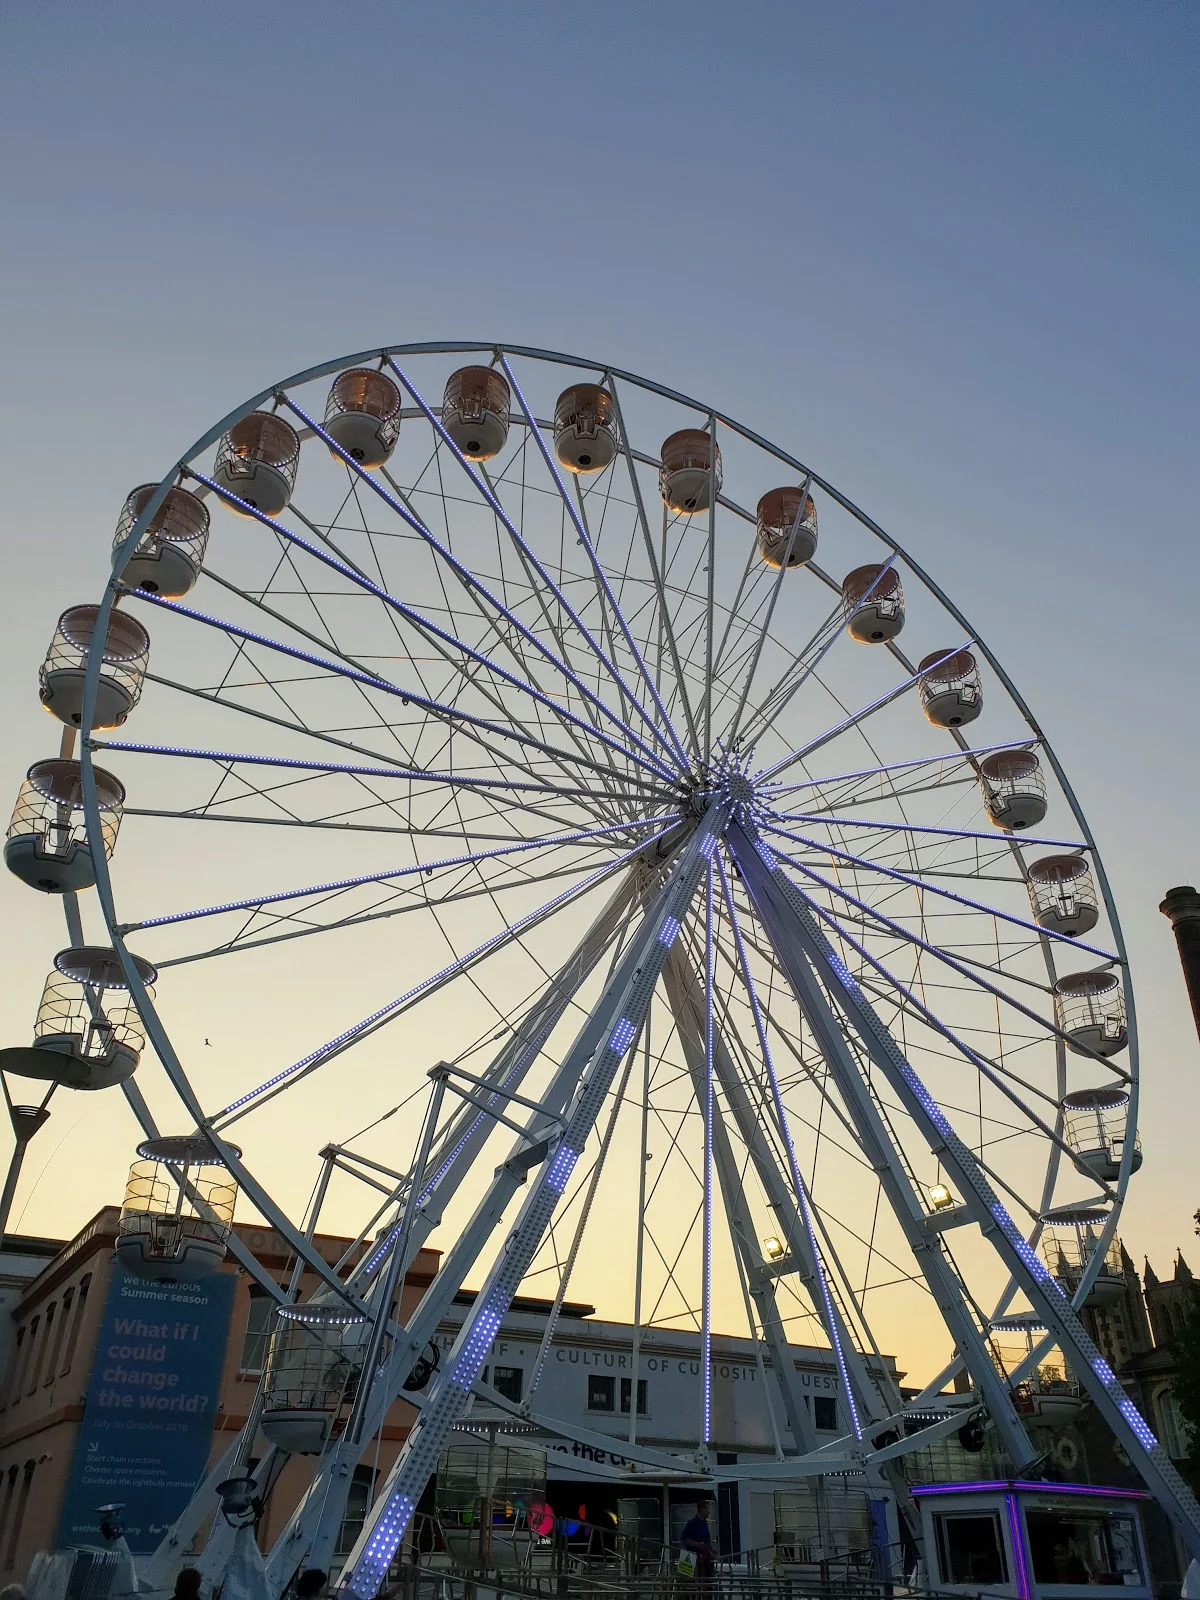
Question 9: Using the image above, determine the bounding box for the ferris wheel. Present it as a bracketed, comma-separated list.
[4, 341, 1199, 1587]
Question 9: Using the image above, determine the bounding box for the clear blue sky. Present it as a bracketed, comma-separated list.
[0, 2, 1198, 1286]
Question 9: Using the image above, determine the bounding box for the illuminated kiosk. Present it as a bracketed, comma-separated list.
[912, 1481, 1151, 1600]
[116, 1133, 240, 1282]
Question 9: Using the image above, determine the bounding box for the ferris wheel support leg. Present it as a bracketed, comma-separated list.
[726, 824, 1039, 1472]
[730, 822, 1200, 1558]
[263, 878, 645, 1588]
[333, 807, 724, 1600]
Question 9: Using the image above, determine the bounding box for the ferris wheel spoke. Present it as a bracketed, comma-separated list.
[767, 805, 1089, 854]
[208, 824, 676, 1129]
[756, 640, 975, 784]
[763, 819, 1117, 962]
[281, 392, 682, 778]
[720, 480, 832, 751]
[189, 465, 681, 787]
[499, 355, 693, 774]
[762, 740, 1040, 801]
[381, 361, 690, 777]
[152, 850, 625, 971]
[766, 844, 1105, 1035]
[738, 555, 903, 755]
[121, 815, 662, 935]
[761, 875, 1100, 1183]
[136, 588, 661, 798]
[714, 857, 890, 1430]
[660, 945, 825, 1450]
[93, 740, 654, 809]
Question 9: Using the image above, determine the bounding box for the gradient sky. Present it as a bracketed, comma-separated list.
[0, 2, 1197, 1360]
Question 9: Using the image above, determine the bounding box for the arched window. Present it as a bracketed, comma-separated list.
[10, 1318, 37, 1405]
[27, 1301, 54, 1393]
[0, 1330, 24, 1411]
[0, 1467, 18, 1561]
[60, 1274, 91, 1376]
[4, 1461, 34, 1569]
[46, 1286, 72, 1384]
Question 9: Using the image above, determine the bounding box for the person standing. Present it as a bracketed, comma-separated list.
[680, 1498, 715, 1580]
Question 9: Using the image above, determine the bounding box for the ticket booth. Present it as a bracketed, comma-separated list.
[912, 1481, 1151, 1600]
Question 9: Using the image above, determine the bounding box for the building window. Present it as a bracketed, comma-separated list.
[587, 1375, 615, 1412]
[60, 1274, 91, 1376]
[46, 1289, 71, 1386]
[240, 1289, 275, 1374]
[0, 1330, 23, 1411]
[493, 1366, 523, 1403]
[4, 1463, 34, 1570]
[11, 1318, 37, 1404]
[813, 1396, 838, 1431]
[0, 1468, 17, 1558]
[620, 1378, 647, 1415]
[933, 1511, 1008, 1586]
[1026, 1508, 1143, 1585]
[28, 1303, 54, 1393]
[336, 1465, 377, 1557]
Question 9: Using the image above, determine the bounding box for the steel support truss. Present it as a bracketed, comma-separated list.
[725, 818, 1200, 1561]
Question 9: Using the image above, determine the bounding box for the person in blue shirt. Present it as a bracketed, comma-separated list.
[681, 1498, 715, 1578]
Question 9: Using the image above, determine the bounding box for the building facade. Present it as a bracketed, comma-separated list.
[0, 1209, 438, 1583]
[0, 1209, 900, 1583]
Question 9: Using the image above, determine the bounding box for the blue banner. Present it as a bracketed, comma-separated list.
[58, 1265, 236, 1553]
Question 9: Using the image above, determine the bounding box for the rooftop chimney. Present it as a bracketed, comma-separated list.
[1159, 885, 1200, 1041]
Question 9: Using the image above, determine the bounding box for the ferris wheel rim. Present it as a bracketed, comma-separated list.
[65, 339, 1140, 1400]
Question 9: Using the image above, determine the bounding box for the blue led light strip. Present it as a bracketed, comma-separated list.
[127, 816, 662, 932]
[717, 854, 865, 1441]
[765, 807, 1089, 854]
[758, 739, 1038, 798]
[764, 819, 1117, 961]
[701, 859, 715, 1446]
[132, 590, 670, 796]
[754, 640, 975, 784]
[97, 740, 621, 801]
[210, 826, 672, 1126]
[189, 465, 678, 787]
[764, 842, 1128, 1082]
[268, 401, 684, 788]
